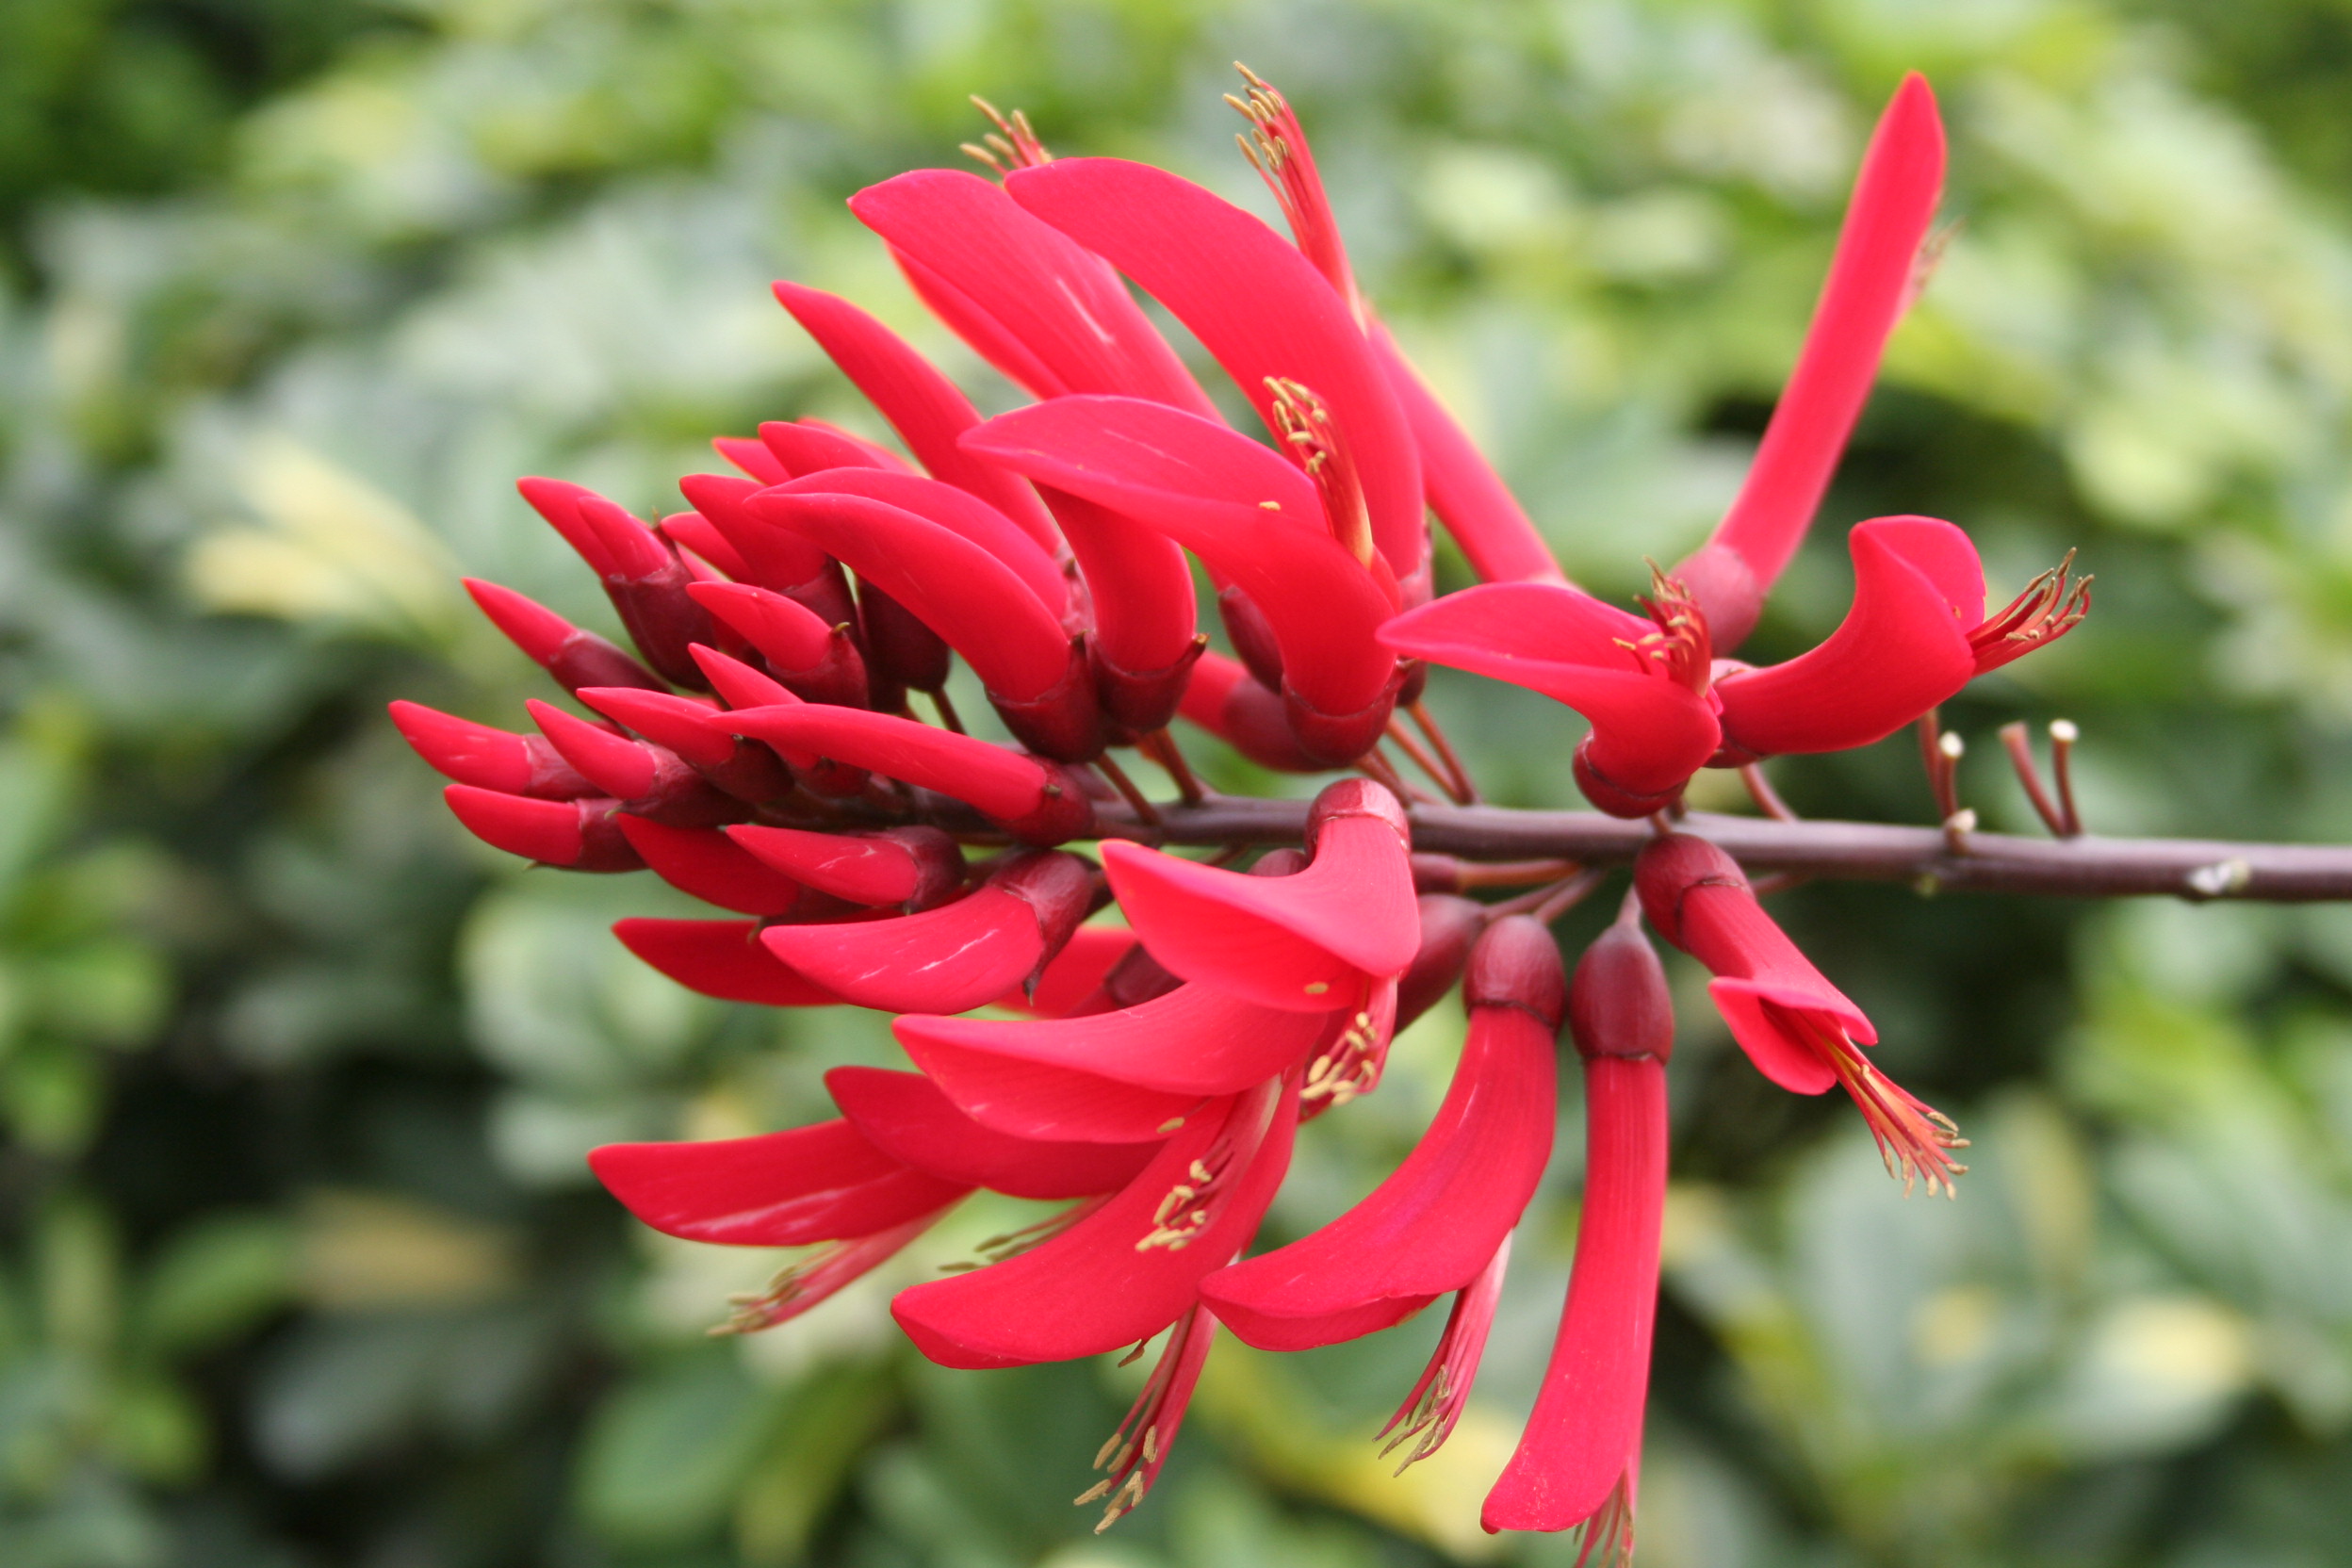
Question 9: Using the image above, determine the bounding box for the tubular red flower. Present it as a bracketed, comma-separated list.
[1100, 789, 1418, 1011]
[674, 472, 855, 626]
[1636, 834, 1967, 1195]
[462, 578, 664, 695]
[612, 918, 844, 1007]
[1672, 74, 1946, 648]
[721, 706, 1094, 844]
[684, 582, 869, 710]
[573, 685, 793, 804]
[966, 395, 1399, 734]
[770, 279, 1061, 552]
[1004, 157, 1425, 580]
[758, 849, 1093, 1015]
[1485, 910, 1671, 1540]
[758, 416, 911, 478]
[777, 467, 1068, 616]
[589, 1119, 969, 1247]
[388, 701, 594, 799]
[1710, 516, 1983, 760]
[851, 169, 1218, 416]
[1201, 916, 1561, 1349]
[527, 699, 741, 828]
[443, 785, 640, 872]
[1379, 580, 1721, 809]
[825, 1066, 1160, 1199]
[1043, 485, 1201, 723]
[750, 490, 1071, 703]
[890, 1075, 1298, 1366]
[612, 817, 838, 918]
[727, 824, 965, 910]
[1396, 894, 1492, 1027]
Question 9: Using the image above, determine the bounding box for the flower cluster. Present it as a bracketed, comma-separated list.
[392, 71, 2082, 1555]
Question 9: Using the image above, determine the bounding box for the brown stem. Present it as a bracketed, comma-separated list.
[1053, 799, 2352, 902]
[931, 688, 967, 735]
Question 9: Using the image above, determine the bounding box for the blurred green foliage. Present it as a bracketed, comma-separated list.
[12, 0, 2352, 1563]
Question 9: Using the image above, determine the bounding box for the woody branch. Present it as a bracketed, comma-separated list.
[1054, 800, 2352, 903]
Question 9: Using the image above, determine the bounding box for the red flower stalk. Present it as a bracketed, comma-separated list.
[1670, 74, 1948, 649]
[1200, 914, 1560, 1350]
[1485, 904, 1672, 1551]
[1636, 834, 1968, 1195]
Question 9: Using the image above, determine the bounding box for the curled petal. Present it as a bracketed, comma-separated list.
[1005, 158, 1424, 578]
[890, 1077, 1298, 1365]
[590, 1119, 968, 1246]
[825, 1067, 1159, 1199]
[1100, 822, 1417, 1011]
[771, 281, 1060, 552]
[613, 917, 844, 1007]
[1712, 517, 1979, 759]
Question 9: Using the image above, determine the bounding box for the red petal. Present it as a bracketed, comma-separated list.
[896, 982, 1329, 1097]
[1370, 324, 1567, 586]
[589, 1119, 968, 1246]
[758, 417, 909, 478]
[719, 706, 1087, 841]
[1380, 584, 1721, 795]
[1694, 75, 1946, 612]
[893, 1031, 1206, 1143]
[770, 280, 1060, 552]
[1100, 820, 1417, 1011]
[572, 687, 733, 769]
[657, 511, 750, 581]
[1483, 1054, 1666, 1532]
[825, 1066, 1158, 1199]
[854, 170, 1217, 415]
[1707, 980, 1841, 1094]
[894, 249, 1069, 399]
[612, 817, 819, 917]
[712, 435, 791, 484]
[890, 1078, 1298, 1364]
[682, 582, 835, 672]
[727, 825, 927, 906]
[967, 396, 1397, 716]
[1176, 651, 1327, 773]
[760, 885, 1048, 1014]
[1005, 159, 1424, 578]
[443, 786, 639, 872]
[612, 917, 843, 1006]
[751, 490, 1068, 701]
[1202, 997, 1557, 1349]
[463, 578, 664, 695]
[1713, 517, 1978, 757]
[994, 925, 1136, 1018]
[777, 467, 1066, 616]
[1037, 486, 1198, 680]
[676, 473, 832, 591]
[389, 701, 590, 799]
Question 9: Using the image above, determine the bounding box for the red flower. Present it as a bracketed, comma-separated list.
[1636, 833, 1967, 1195]
[1485, 905, 1673, 1551]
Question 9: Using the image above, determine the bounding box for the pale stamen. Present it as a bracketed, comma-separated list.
[1226, 64, 1358, 310]
[1784, 1005, 1969, 1198]
[961, 96, 1054, 178]
[1077, 1306, 1216, 1531]
[1970, 549, 2091, 672]
[1377, 1236, 1509, 1472]
[1266, 377, 1376, 569]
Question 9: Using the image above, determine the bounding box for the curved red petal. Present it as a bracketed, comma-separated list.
[855, 171, 1217, 416]
[612, 917, 843, 1006]
[890, 1078, 1298, 1365]
[1707, 979, 1840, 1094]
[1713, 517, 1977, 757]
[994, 925, 1137, 1019]
[758, 417, 910, 477]
[770, 281, 1059, 552]
[719, 707, 1054, 825]
[1699, 74, 1946, 606]
[777, 467, 1066, 616]
[1202, 1001, 1557, 1349]
[751, 491, 1068, 701]
[968, 396, 1396, 715]
[825, 1066, 1158, 1199]
[1100, 821, 1417, 1010]
[1005, 158, 1424, 578]
[895, 1031, 1206, 1143]
[894, 248, 1070, 399]
[1482, 1054, 1666, 1532]
[1038, 486, 1198, 679]
[612, 817, 818, 918]
[760, 885, 1045, 1015]
[895, 983, 1329, 1097]
[589, 1119, 968, 1246]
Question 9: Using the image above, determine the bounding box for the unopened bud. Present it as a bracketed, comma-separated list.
[1568, 920, 1674, 1063]
[1463, 916, 1566, 1033]
[1633, 833, 1746, 948]
[1305, 777, 1409, 854]
[1396, 894, 1488, 1027]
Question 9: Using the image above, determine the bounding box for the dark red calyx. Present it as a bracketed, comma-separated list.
[1568, 917, 1674, 1063]
[1218, 584, 1286, 691]
[462, 579, 665, 695]
[1305, 777, 1411, 855]
[1632, 832, 1747, 950]
[687, 581, 872, 710]
[1396, 893, 1490, 1028]
[989, 637, 1105, 763]
[564, 493, 719, 691]
[1463, 915, 1568, 1033]
[1094, 633, 1208, 737]
[1068, 941, 1184, 1016]
[985, 849, 1100, 990]
[858, 582, 952, 694]
[1574, 736, 1689, 820]
[1282, 665, 1406, 767]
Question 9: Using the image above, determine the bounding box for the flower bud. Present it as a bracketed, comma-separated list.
[1568, 918, 1674, 1064]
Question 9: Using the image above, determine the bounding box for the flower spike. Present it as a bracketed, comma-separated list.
[442, 786, 641, 872]
[388, 701, 595, 799]
[463, 579, 665, 695]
